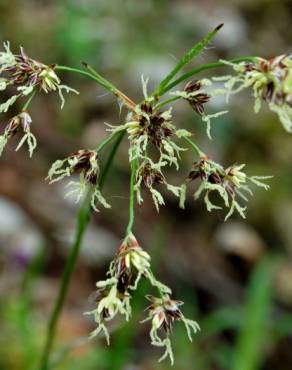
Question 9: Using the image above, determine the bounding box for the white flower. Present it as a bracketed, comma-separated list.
[182, 157, 272, 220]
[216, 55, 292, 132]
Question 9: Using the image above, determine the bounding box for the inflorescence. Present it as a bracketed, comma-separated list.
[0, 31, 291, 365]
[85, 233, 199, 365]
[0, 41, 77, 157]
[214, 55, 292, 132]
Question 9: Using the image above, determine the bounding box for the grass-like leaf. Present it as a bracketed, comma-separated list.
[232, 255, 278, 370]
[153, 23, 224, 98]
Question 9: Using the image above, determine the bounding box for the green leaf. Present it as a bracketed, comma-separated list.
[153, 24, 224, 97]
[232, 255, 278, 370]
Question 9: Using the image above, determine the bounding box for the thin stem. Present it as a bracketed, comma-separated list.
[183, 136, 204, 157]
[96, 129, 125, 154]
[154, 96, 181, 110]
[55, 65, 136, 111]
[22, 89, 37, 110]
[160, 56, 256, 95]
[39, 132, 124, 370]
[82, 63, 137, 110]
[126, 157, 138, 236]
[99, 131, 125, 189]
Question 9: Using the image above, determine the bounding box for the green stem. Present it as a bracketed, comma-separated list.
[160, 56, 256, 95]
[183, 136, 204, 157]
[99, 131, 125, 189]
[55, 65, 136, 111]
[22, 89, 37, 110]
[39, 131, 124, 370]
[96, 129, 125, 154]
[154, 96, 181, 110]
[126, 157, 137, 236]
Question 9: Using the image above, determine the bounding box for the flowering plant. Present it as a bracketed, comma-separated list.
[0, 24, 291, 368]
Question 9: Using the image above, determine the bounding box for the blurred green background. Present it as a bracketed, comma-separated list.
[0, 0, 292, 369]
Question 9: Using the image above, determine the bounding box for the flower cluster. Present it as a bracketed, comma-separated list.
[108, 87, 190, 211]
[109, 101, 187, 167]
[171, 79, 228, 139]
[0, 111, 36, 157]
[0, 42, 78, 157]
[85, 233, 198, 364]
[47, 149, 110, 211]
[86, 234, 169, 340]
[217, 55, 292, 132]
[135, 158, 183, 211]
[0, 42, 77, 110]
[180, 156, 271, 220]
[142, 295, 200, 365]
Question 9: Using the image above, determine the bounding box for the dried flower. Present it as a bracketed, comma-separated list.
[47, 149, 110, 211]
[217, 55, 292, 132]
[171, 79, 228, 139]
[142, 294, 200, 365]
[180, 156, 272, 220]
[0, 41, 78, 112]
[0, 111, 36, 157]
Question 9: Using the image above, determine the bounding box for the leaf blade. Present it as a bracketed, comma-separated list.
[153, 23, 224, 97]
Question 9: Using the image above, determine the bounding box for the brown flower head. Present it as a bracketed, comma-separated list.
[135, 102, 174, 147]
[47, 149, 110, 212]
[145, 294, 184, 335]
[184, 80, 211, 115]
[137, 161, 165, 188]
[112, 233, 151, 292]
[69, 149, 100, 185]
[220, 54, 292, 132]
[0, 41, 78, 113]
[181, 156, 271, 220]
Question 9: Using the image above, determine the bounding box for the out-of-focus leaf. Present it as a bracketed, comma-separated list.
[232, 255, 278, 370]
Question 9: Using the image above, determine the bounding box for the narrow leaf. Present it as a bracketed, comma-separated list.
[154, 24, 224, 97]
[232, 255, 278, 370]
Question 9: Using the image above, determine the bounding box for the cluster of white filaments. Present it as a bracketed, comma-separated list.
[85, 233, 198, 364]
[107, 78, 193, 211]
[180, 157, 272, 220]
[214, 55, 292, 132]
[0, 42, 78, 109]
[0, 41, 78, 157]
[141, 294, 200, 365]
[47, 150, 110, 211]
